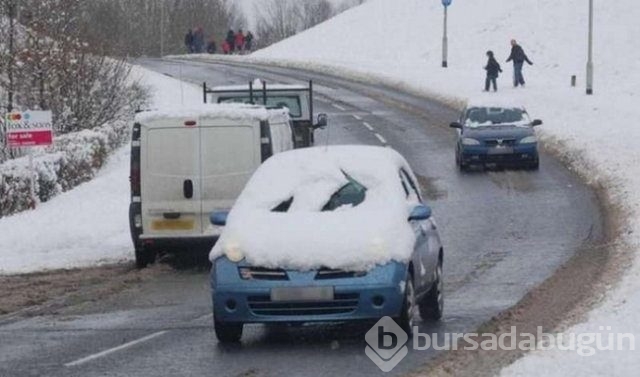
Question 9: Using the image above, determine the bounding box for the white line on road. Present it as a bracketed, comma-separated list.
[352, 114, 363, 121]
[362, 122, 374, 131]
[331, 103, 347, 111]
[64, 331, 168, 367]
[315, 97, 330, 103]
[374, 133, 387, 145]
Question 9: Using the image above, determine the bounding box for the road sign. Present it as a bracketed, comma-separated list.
[5, 111, 53, 147]
[442, 0, 452, 7]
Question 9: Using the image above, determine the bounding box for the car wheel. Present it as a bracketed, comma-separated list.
[214, 315, 243, 344]
[135, 245, 156, 269]
[419, 259, 443, 321]
[396, 274, 416, 334]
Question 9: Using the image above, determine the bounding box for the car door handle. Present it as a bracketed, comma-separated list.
[183, 179, 193, 199]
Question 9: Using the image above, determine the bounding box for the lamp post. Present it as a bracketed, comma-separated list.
[586, 0, 594, 95]
[160, 1, 165, 57]
[441, 0, 452, 68]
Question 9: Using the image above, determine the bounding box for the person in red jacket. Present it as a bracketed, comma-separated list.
[235, 29, 245, 54]
[222, 40, 231, 55]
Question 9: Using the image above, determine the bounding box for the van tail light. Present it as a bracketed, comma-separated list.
[184, 120, 197, 127]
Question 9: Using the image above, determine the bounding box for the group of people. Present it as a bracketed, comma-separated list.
[483, 39, 533, 92]
[184, 27, 254, 55]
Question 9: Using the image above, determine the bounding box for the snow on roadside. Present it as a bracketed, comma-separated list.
[0, 66, 202, 275]
[182, 0, 640, 373]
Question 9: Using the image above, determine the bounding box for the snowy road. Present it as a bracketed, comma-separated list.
[0, 60, 604, 377]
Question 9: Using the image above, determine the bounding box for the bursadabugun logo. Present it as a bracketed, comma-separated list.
[365, 316, 409, 372]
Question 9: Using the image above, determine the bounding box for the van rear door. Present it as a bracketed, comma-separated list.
[141, 119, 203, 237]
[199, 118, 261, 233]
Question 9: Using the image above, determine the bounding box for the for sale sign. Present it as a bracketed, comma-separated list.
[5, 111, 53, 147]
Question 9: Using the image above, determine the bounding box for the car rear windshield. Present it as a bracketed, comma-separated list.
[465, 107, 527, 126]
[218, 95, 302, 118]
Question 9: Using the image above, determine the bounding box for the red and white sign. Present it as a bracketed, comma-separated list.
[4, 111, 53, 147]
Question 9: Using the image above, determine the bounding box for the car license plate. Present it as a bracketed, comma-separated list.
[270, 287, 334, 302]
[151, 219, 195, 230]
[488, 146, 513, 155]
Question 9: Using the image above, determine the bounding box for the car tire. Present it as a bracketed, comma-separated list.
[396, 274, 416, 335]
[214, 316, 243, 344]
[134, 245, 156, 269]
[419, 259, 443, 321]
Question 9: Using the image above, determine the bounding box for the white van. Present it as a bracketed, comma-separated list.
[128, 104, 293, 268]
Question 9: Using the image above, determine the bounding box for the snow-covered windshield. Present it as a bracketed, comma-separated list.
[464, 107, 530, 127]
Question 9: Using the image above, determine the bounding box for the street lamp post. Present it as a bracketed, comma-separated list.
[586, 0, 594, 95]
[160, 1, 165, 57]
[441, 0, 452, 68]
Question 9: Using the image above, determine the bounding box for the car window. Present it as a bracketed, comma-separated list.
[465, 107, 528, 126]
[218, 95, 302, 118]
[400, 169, 421, 202]
[322, 174, 367, 211]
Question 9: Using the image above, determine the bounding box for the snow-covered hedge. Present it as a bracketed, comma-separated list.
[0, 119, 130, 218]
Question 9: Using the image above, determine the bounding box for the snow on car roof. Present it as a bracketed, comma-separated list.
[465, 97, 526, 111]
[210, 145, 420, 271]
[135, 103, 287, 123]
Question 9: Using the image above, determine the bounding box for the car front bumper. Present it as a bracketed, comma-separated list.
[460, 144, 538, 165]
[211, 258, 409, 324]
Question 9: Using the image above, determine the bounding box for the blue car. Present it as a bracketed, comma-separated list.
[450, 105, 542, 171]
[208, 146, 444, 343]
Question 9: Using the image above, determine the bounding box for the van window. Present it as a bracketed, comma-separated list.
[218, 95, 302, 118]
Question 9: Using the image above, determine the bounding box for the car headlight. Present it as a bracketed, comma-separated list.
[519, 136, 538, 144]
[224, 243, 245, 262]
[461, 138, 481, 146]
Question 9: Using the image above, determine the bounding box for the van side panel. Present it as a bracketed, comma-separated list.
[199, 124, 261, 232]
[141, 124, 203, 239]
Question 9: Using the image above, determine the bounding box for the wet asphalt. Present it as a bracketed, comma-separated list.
[0, 59, 603, 377]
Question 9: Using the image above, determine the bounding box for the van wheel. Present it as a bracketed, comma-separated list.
[419, 260, 443, 321]
[135, 245, 156, 269]
[214, 316, 243, 343]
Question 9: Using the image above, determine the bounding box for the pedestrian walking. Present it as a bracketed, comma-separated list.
[193, 27, 205, 53]
[206, 36, 217, 54]
[484, 50, 502, 92]
[245, 31, 254, 52]
[506, 39, 533, 87]
[222, 40, 231, 54]
[226, 30, 236, 54]
[184, 29, 195, 53]
[235, 29, 245, 53]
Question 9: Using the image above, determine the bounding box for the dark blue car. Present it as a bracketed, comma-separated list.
[450, 106, 542, 171]
[208, 146, 444, 343]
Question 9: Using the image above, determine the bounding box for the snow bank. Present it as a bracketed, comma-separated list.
[211, 146, 419, 271]
[193, 0, 640, 373]
[0, 67, 203, 274]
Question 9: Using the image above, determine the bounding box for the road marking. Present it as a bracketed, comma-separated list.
[362, 122, 374, 131]
[374, 133, 387, 145]
[331, 103, 347, 111]
[64, 331, 168, 367]
[352, 114, 363, 121]
[315, 97, 330, 103]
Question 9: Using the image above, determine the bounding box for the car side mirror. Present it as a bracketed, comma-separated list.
[408, 205, 432, 221]
[450, 122, 463, 129]
[314, 113, 328, 129]
[532, 119, 543, 127]
[210, 211, 229, 226]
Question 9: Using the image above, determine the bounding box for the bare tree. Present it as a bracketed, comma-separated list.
[299, 0, 334, 30]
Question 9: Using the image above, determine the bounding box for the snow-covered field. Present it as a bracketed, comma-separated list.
[0, 67, 202, 274]
[228, 0, 637, 374]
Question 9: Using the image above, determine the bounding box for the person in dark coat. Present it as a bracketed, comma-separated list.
[193, 27, 205, 53]
[184, 29, 195, 53]
[226, 30, 236, 53]
[245, 31, 254, 52]
[484, 50, 502, 92]
[206, 36, 217, 54]
[506, 39, 533, 87]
